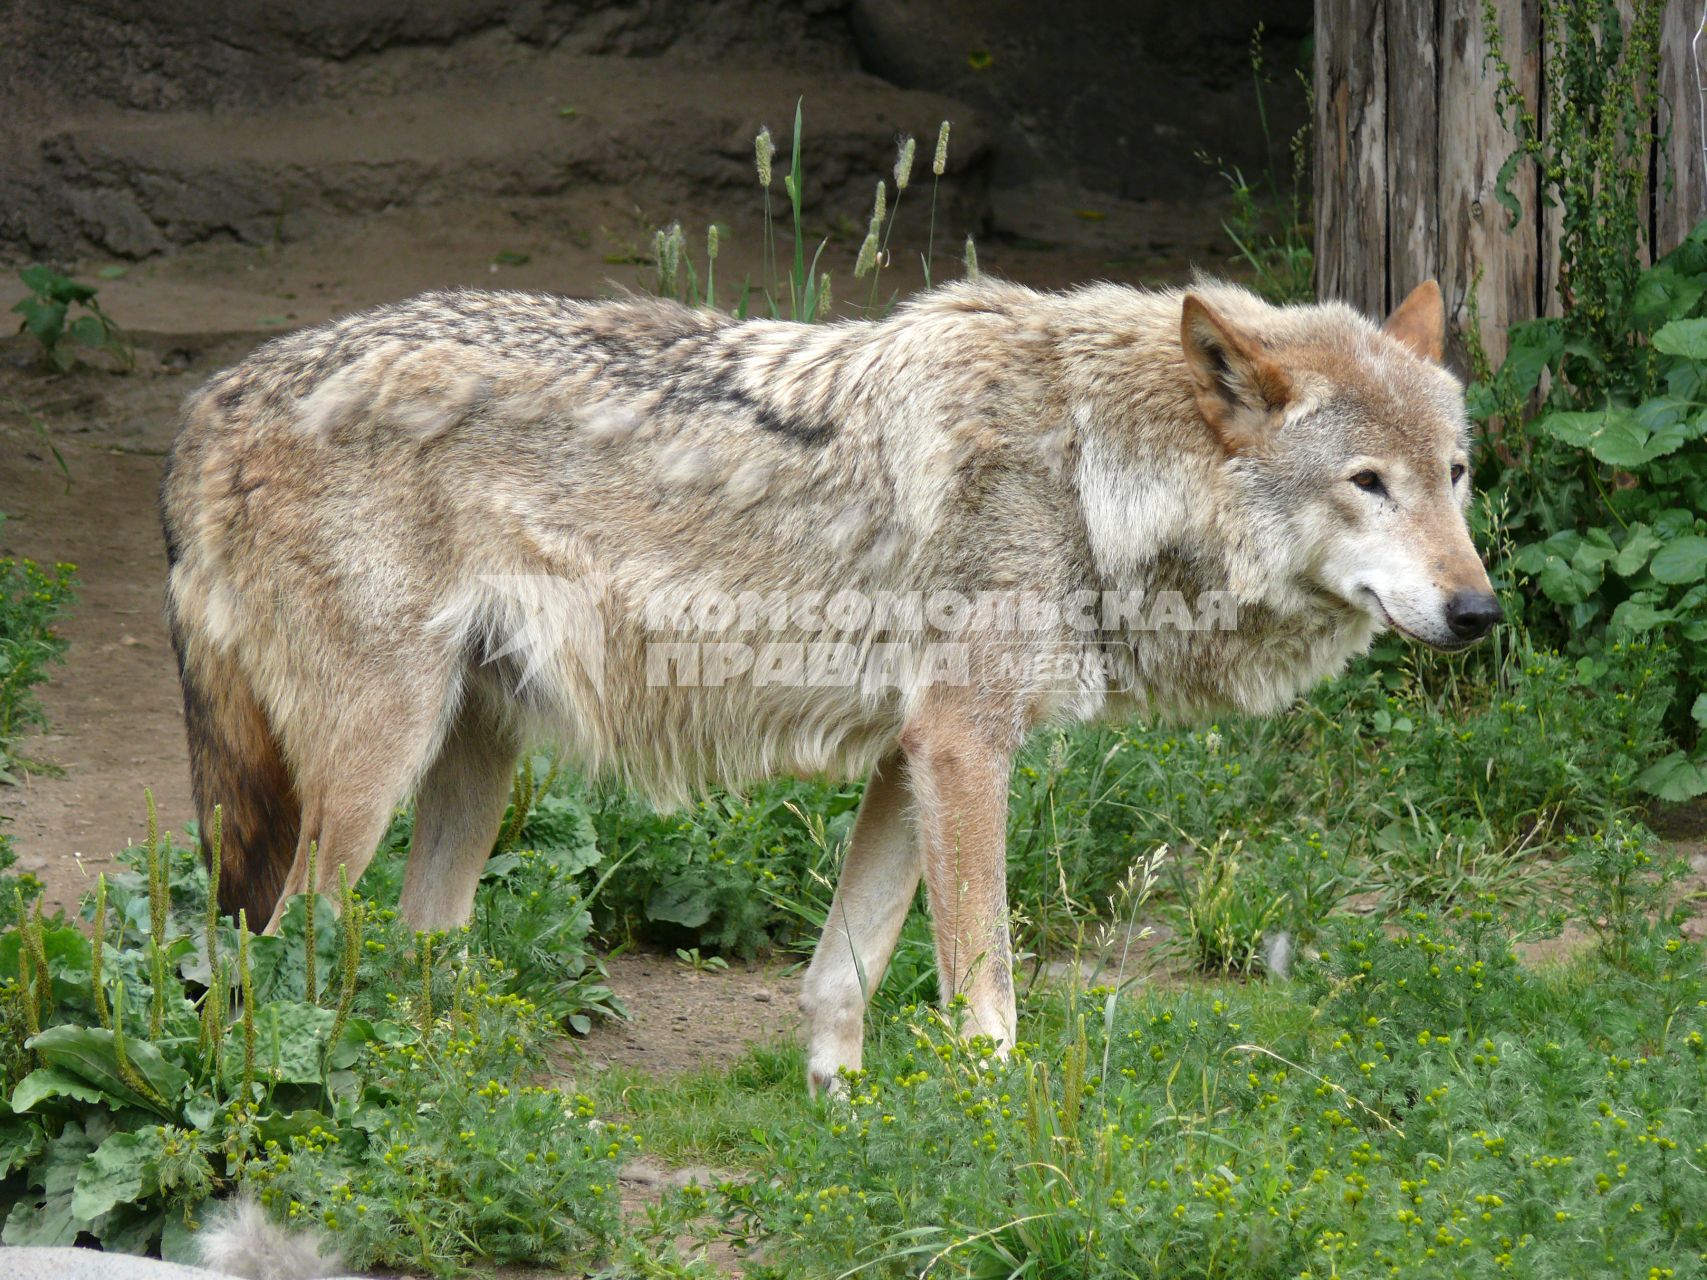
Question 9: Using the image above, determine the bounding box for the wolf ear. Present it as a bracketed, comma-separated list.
[1382, 279, 1446, 363]
[1179, 294, 1293, 454]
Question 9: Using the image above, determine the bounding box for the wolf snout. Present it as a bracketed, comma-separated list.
[1444, 590, 1501, 641]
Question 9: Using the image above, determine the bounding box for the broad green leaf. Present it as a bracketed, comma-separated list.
[12, 1065, 113, 1114]
[1649, 535, 1707, 585]
[1653, 317, 1707, 359]
[71, 1127, 163, 1221]
[182, 1093, 220, 1131]
[1693, 693, 1707, 729]
[160, 1210, 202, 1263]
[1637, 750, 1707, 801]
[1632, 395, 1699, 431]
[1510, 542, 1553, 576]
[17, 298, 67, 346]
[13, 265, 91, 302]
[1535, 407, 1682, 467]
[68, 314, 107, 348]
[17, 264, 58, 295]
[1653, 507, 1700, 539]
[1610, 598, 1673, 633]
[96, 1202, 164, 1255]
[647, 877, 715, 929]
[247, 892, 340, 1005]
[234, 1001, 335, 1087]
[1612, 525, 1662, 576]
[1640, 417, 1694, 461]
[1587, 417, 1655, 467]
[1465, 380, 1498, 420]
[255, 1107, 334, 1145]
[1535, 409, 1611, 448]
[28, 1025, 190, 1115]
[0, 1118, 108, 1246]
[519, 793, 602, 875]
[0, 1118, 45, 1176]
[44, 274, 97, 303]
[1571, 526, 1618, 571]
[1562, 335, 1608, 372]
[1537, 556, 1598, 604]
[1496, 320, 1564, 401]
[0, 925, 93, 1005]
[329, 1016, 378, 1071]
[1669, 356, 1707, 401]
[1633, 264, 1707, 325]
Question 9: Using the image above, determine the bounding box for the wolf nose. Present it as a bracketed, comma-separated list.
[1444, 590, 1501, 640]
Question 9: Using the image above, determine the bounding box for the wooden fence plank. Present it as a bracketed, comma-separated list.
[1315, 0, 1388, 316]
[1388, 0, 1443, 315]
[1437, 0, 1538, 368]
[1658, 0, 1707, 254]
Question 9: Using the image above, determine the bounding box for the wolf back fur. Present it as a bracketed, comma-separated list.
[161, 277, 1491, 1091]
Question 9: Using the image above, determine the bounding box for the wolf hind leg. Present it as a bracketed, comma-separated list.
[263, 670, 462, 934]
[903, 710, 1017, 1055]
[799, 751, 920, 1097]
[398, 687, 520, 931]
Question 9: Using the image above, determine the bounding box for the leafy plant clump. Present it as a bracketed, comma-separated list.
[0, 808, 630, 1273]
[368, 755, 625, 1034]
[11, 267, 132, 372]
[1475, 1, 1707, 796]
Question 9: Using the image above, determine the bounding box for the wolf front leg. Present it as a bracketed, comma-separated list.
[799, 752, 920, 1097]
[901, 709, 1018, 1056]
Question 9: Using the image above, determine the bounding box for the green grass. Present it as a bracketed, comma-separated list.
[598, 898, 1707, 1279]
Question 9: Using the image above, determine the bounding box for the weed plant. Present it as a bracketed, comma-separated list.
[0, 806, 629, 1273]
[0, 538, 74, 785]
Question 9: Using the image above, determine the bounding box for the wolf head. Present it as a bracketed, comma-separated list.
[1180, 280, 1498, 651]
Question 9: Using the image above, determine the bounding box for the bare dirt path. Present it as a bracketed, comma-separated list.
[575, 951, 799, 1076]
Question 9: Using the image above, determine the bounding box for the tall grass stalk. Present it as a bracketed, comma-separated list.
[924, 121, 950, 287]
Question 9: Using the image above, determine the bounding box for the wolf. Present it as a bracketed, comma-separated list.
[160, 274, 1496, 1094]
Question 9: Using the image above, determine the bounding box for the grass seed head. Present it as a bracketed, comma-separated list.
[755, 127, 775, 187]
[854, 228, 880, 278]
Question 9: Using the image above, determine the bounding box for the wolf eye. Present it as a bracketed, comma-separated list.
[1450, 463, 1466, 484]
[1350, 470, 1385, 495]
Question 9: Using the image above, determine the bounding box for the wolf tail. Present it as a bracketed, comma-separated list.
[169, 609, 301, 928]
[199, 1191, 348, 1279]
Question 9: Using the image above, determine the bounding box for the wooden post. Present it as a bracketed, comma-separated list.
[1314, 0, 1706, 372]
[1658, 2, 1707, 255]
